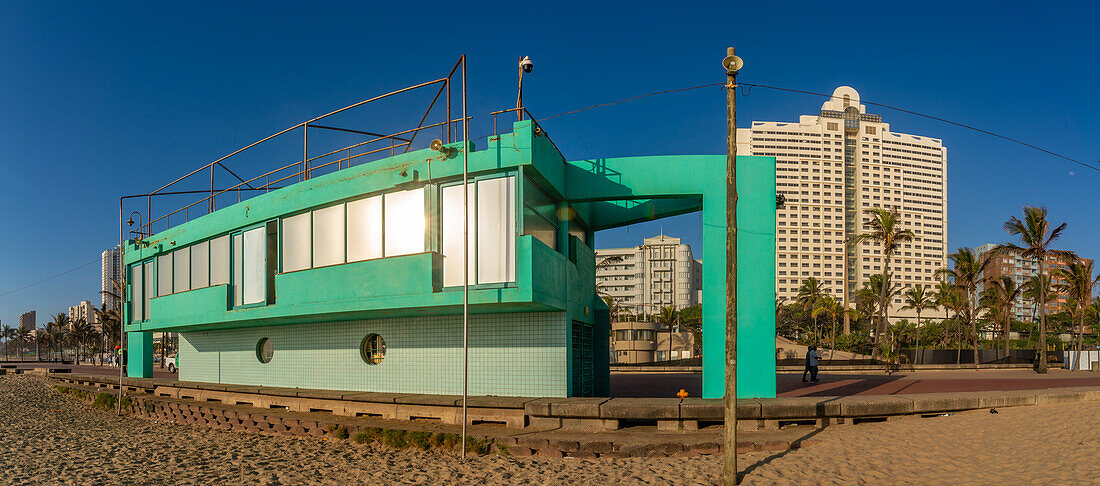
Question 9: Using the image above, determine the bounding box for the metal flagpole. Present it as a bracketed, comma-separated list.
[460, 54, 469, 459]
[117, 201, 125, 415]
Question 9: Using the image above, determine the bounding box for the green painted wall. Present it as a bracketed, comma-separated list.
[179, 311, 568, 397]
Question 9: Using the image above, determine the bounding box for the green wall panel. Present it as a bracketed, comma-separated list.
[179, 311, 568, 397]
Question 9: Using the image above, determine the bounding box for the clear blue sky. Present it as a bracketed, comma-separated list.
[2, 1, 1098, 327]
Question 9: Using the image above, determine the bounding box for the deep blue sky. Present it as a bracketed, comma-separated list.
[2, 1, 1098, 327]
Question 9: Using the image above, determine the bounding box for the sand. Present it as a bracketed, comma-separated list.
[1, 375, 1098, 485]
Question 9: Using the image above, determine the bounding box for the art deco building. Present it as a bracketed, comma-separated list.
[738, 86, 947, 318]
[595, 234, 703, 317]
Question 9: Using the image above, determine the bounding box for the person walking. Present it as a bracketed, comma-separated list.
[802, 345, 820, 383]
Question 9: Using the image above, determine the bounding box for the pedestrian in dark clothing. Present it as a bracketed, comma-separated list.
[802, 345, 820, 383]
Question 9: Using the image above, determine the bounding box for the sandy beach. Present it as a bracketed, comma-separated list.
[1, 375, 1098, 485]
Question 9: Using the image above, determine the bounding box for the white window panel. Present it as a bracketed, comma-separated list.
[209, 235, 230, 286]
[143, 262, 153, 320]
[157, 254, 172, 296]
[347, 195, 383, 262]
[233, 234, 243, 306]
[384, 188, 425, 257]
[243, 227, 265, 305]
[476, 176, 515, 284]
[442, 183, 474, 287]
[281, 212, 311, 272]
[191, 241, 209, 289]
[132, 265, 143, 322]
[312, 204, 345, 268]
[173, 246, 190, 293]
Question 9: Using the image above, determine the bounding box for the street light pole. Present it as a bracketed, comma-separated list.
[722, 46, 742, 486]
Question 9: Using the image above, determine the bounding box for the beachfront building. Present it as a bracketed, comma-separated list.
[738, 86, 948, 321]
[68, 300, 98, 331]
[974, 243, 1091, 322]
[120, 79, 776, 400]
[594, 235, 702, 318]
[19, 311, 35, 332]
[610, 320, 695, 364]
[102, 247, 122, 311]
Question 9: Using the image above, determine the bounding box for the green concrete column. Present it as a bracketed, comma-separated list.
[126, 331, 154, 378]
[701, 156, 776, 398]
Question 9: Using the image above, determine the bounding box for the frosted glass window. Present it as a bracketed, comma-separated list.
[191, 241, 209, 289]
[157, 254, 173, 296]
[477, 177, 515, 284]
[233, 234, 243, 306]
[243, 227, 265, 305]
[281, 212, 311, 272]
[384, 188, 425, 257]
[143, 262, 153, 320]
[523, 207, 558, 250]
[210, 235, 229, 285]
[173, 247, 190, 292]
[442, 183, 474, 287]
[313, 204, 345, 267]
[347, 196, 382, 262]
[131, 265, 143, 322]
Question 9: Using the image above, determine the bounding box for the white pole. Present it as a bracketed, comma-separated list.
[460, 55, 469, 459]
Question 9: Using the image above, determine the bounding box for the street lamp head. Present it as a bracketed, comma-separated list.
[126, 219, 134, 226]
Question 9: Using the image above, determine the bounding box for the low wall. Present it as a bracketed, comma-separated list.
[47, 372, 1100, 433]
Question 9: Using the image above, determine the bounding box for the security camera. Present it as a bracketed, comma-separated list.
[519, 56, 533, 73]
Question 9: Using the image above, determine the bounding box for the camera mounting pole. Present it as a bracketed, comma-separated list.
[516, 56, 532, 121]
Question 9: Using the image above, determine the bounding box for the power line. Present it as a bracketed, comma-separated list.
[738, 82, 1100, 173]
[0, 257, 100, 300]
[537, 82, 725, 122]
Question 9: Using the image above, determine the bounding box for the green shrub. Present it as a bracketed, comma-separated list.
[92, 393, 116, 410]
[406, 431, 431, 450]
[352, 431, 370, 444]
[333, 426, 349, 439]
[380, 429, 408, 449]
[496, 442, 510, 455]
[464, 436, 488, 455]
[119, 396, 132, 409]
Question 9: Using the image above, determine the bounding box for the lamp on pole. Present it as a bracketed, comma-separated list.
[516, 56, 533, 121]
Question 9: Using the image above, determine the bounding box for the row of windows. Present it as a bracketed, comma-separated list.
[130, 175, 578, 322]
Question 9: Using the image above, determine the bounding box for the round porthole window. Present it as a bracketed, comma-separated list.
[361, 334, 386, 365]
[256, 338, 274, 364]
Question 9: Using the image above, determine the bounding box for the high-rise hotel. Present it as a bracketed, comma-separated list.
[738, 86, 947, 318]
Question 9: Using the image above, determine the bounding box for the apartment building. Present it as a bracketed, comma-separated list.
[738, 86, 948, 319]
[102, 247, 122, 311]
[975, 243, 1092, 322]
[595, 235, 702, 318]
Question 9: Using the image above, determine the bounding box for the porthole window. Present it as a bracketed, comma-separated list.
[256, 338, 274, 364]
[361, 334, 385, 365]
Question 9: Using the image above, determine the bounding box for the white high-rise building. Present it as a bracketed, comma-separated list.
[68, 300, 99, 331]
[595, 235, 702, 318]
[101, 247, 122, 311]
[738, 86, 948, 319]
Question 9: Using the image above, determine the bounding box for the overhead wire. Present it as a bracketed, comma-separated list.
[0, 257, 100, 300]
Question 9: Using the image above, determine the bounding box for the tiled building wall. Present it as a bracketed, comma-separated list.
[179, 311, 567, 397]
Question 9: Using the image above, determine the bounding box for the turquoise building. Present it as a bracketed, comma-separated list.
[122, 120, 777, 399]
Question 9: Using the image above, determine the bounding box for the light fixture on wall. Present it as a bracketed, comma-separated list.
[430, 139, 456, 158]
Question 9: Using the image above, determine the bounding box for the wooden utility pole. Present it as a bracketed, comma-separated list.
[723, 46, 741, 486]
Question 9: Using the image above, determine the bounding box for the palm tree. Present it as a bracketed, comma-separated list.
[1053, 260, 1099, 370]
[70, 318, 92, 365]
[94, 304, 121, 366]
[936, 280, 968, 364]
[656, 305, 680, 361]
[982, 276, 1024, 363]
[796, 277, 827, 343]
[852, 208, 915, 358]
[812, 294, 844, 357]
[15, 326, 32, 362]
[996, 206, 1074, 373]
[938, 248, 992, 367]
[49, 313, 70, 362]
[0, 325, 12, 360]
[902, 285, 937, 364]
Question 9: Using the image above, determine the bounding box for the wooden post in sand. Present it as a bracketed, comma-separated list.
[722, 46, 741, 486]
